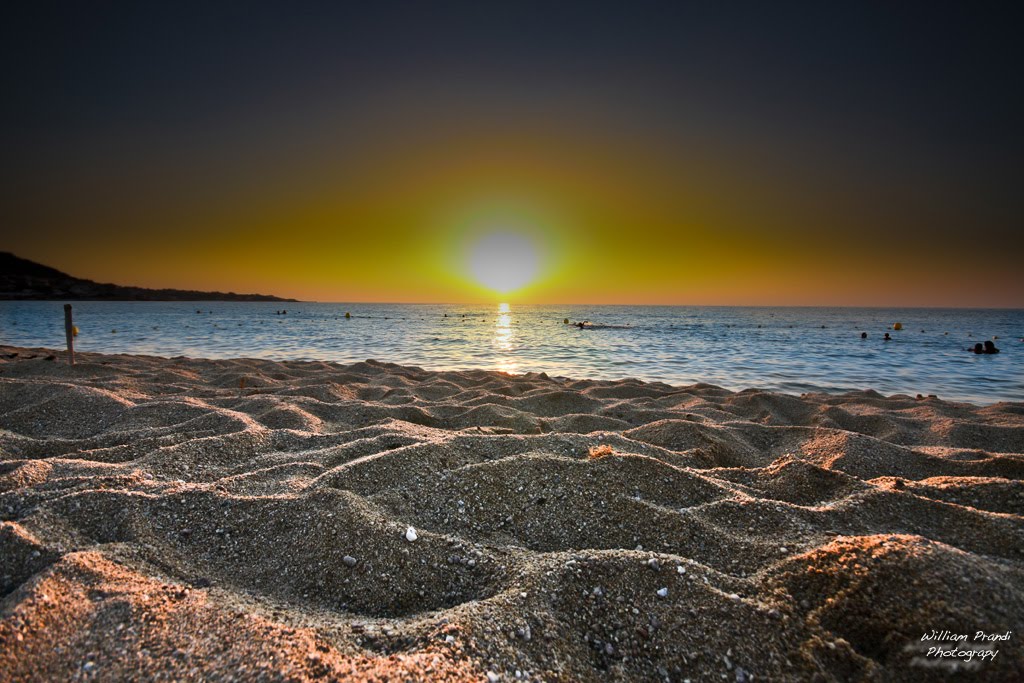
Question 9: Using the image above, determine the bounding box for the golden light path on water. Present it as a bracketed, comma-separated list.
[493, 302, 517, 373]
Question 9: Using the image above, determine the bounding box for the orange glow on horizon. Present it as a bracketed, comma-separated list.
[6, 127, 1022, 308]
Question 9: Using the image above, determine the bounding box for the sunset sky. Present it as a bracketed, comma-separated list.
[2, 3, 1022, 306]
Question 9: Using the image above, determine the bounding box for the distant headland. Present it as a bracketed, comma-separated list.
[0, 253, 298, 302]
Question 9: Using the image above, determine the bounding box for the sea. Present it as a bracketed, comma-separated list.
[1, 302, 1022, 404]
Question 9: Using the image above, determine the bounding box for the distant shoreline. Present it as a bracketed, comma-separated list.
[0, 296, 302, 302]
[0, 252, 297, 302]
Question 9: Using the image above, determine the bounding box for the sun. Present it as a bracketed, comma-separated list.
[466, 230, 541, 294]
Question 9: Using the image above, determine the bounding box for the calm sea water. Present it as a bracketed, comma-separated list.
[1, 302, 1021, 404]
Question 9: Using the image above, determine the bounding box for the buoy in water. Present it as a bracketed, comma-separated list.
[563, 318, 569, 324]
[893, 322, 903, 330]
[345, 312, 351, 319]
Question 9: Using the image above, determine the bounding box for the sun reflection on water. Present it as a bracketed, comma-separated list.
[493, 303, 516, 372]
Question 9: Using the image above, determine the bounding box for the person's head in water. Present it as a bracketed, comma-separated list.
[984, 340, 1000, 354]
[861, 332, 867, 339]
[883, 333, 891, 340]
[973, 343, 984, 354]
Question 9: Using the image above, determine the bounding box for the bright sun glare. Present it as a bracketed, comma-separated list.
[466, 231, 540, 294]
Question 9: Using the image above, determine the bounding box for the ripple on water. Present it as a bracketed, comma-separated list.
[1, 302, 1021, 403]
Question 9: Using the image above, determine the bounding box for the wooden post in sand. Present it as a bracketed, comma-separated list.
[64, 304, 75, 366]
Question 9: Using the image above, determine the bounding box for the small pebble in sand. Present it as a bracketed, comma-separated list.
[647, 558, 660, 570]
[677, 565, 686, 574]
[342, 555, 357, 567]
[487, 672, 500, 682]
[405, 526, 418, 542]
[656, 587, 669, 598]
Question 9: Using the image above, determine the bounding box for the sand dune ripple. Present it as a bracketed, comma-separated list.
[1, 346, 1022, 681]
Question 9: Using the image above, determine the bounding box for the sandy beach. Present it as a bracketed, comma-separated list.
[1, 345, 1022, 681]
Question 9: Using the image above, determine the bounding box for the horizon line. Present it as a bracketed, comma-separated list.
[9, 297, 1021, 311]
[225, 300, 1024, 311]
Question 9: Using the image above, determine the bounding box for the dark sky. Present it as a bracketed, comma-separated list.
[2, 2, 1022, 304]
